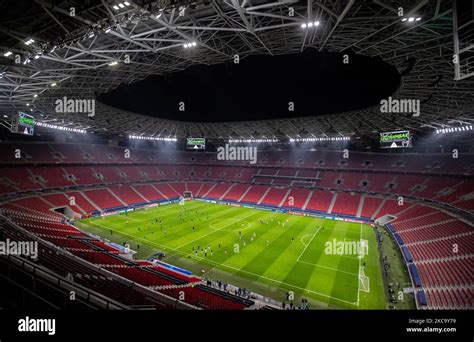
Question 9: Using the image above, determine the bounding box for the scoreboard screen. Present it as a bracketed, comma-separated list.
[186, 137, 206, 150]
[380, 130, 412, 149]
[11, 112, 35, 135]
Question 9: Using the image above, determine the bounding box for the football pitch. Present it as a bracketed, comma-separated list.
[76, 201, 386, 309]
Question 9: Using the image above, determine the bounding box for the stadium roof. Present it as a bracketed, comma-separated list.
[0, 0, 473, 140]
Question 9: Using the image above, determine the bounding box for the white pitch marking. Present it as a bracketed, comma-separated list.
[175, 210, 258, 249]
[79, 211, 359, 307]
[297, 259, 360, 277]
[296, 227, 321, 262]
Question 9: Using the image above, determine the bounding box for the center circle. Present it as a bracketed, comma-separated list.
[209, 219, 251, 231]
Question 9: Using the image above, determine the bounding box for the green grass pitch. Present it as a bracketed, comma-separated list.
[76, 200, 386, 309]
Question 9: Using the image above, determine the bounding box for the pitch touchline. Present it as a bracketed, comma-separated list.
[111, 201, 234, 231]
[111, 206, 193, 223]
[179, 247, 358, 306]
[209, 259, 357, 306]
[114, 201, 208, 224]
[186, 251, 358, 306]
[81, 221, 357, 306]
[83, 221, 196, 262]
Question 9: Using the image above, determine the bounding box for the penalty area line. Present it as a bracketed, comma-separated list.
[80, 221, 357, 306]
[296, 226, 321, 262]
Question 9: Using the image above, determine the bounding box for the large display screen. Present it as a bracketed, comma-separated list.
[380, 130, 412, 148]
[186, 137, 206, 150]
[16, 112, 35, 135]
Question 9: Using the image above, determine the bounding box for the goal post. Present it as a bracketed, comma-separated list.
[358, 239, 370, 293]
[183, 191, 193, 200]
[359, 266, 370, 293]
[359, 275, 370, 293]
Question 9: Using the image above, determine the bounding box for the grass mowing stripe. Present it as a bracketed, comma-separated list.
[76, 201, 385, 309]
[166, 205, 256, 248]
[174, 209, 262, 249]
[296, 226, 321, 261]
[84, 216, 356, 305]
[189, 211, 289, 271]
[296, 260, 359, 277]
[114, 203, 239, 249]
[237, 215, 307, 276]
[287, 221, 351, 304]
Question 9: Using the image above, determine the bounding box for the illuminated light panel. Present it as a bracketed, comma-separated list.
[289, 137, 351, 142]
[436, 126, 473, 134]
[129, 135, 177, 141]
[228, 139, 278, 143]
[36, 122, 86, 133]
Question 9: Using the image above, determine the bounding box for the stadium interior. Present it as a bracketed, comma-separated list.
[0, 0, 472, 324]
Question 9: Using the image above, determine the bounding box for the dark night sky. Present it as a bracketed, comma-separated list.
[98, 48, 400, 123]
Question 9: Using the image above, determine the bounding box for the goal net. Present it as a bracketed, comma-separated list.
[183, 191, 193, 200]
[359, 266, 370, 293]
[358, 239, 370, 293]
